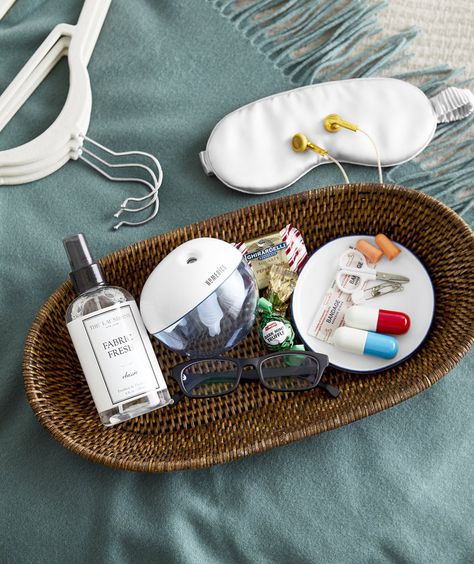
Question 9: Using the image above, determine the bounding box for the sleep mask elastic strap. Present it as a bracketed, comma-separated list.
[430, 87, 474, 123]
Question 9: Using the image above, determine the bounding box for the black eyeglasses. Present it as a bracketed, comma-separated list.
[170, 351, 340, 403]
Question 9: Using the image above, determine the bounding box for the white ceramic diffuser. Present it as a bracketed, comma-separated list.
[140, 238, 258, 357]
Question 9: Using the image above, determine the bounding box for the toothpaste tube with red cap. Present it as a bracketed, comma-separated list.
[344, 305, 411, 335]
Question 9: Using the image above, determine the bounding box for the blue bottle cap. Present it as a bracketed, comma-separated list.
[363, 331, 398, 359]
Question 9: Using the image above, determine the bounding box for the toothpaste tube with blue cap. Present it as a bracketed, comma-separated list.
[333, 326, 398, 359]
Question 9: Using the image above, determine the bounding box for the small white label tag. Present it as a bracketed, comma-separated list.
[262, 320, 289, 346]
[67, 301, 168, 412]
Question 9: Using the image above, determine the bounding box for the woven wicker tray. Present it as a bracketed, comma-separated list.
[23, 184, 474, 472]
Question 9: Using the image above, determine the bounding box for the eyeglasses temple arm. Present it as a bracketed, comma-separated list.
[171, 391, 184, 405]
[318, 381, 340, 398]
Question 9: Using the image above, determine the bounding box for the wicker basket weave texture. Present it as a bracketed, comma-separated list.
[23, 184, 474, 472]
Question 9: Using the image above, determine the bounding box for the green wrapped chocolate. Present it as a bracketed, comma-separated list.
[258, 297, 295, 351]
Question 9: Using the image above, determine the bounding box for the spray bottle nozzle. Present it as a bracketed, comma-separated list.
[63, 233, 105, 294]
[63, 233, 94, 270]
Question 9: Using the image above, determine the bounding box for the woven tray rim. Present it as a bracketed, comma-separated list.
[23, 184, 474, 471]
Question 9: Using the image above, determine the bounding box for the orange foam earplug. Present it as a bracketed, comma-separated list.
[375, 233, 400, 261]
[356, 239, 383, 263]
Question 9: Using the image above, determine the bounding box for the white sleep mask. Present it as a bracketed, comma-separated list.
[199, 77, 474, 194]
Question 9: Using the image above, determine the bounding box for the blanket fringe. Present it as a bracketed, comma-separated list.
[388, 72, 474, 220]
[387, 117, 474, 219]
[211, 0, 418, 83]
[210, 0, 474, 223]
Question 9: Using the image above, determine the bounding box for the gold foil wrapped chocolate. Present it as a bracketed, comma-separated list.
[266, 264, 298, 315]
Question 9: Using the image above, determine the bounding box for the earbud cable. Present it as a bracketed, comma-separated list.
[323, 115, 383, 184]
[326, 154, 350, 184]
[358, 128, 383, 184]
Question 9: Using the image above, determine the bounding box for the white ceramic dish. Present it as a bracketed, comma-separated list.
[291, 235, 435, 373]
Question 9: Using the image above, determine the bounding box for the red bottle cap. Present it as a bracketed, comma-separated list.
[376, 309, 411, 335]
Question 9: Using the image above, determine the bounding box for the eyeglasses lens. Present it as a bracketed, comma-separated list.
[181, 359, 239, 397]
[260, 354, 320, 391]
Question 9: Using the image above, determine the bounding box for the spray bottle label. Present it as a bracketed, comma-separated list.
[67, 301, 167, 412]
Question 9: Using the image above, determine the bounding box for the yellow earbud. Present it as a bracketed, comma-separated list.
[323, 114, 383, 184]
[323, 114, 358, 133]
[291, 132, 350, 184]
[291, 133, 328, 156]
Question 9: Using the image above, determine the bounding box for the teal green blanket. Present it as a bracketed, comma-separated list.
[1, 1, 473, 562]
